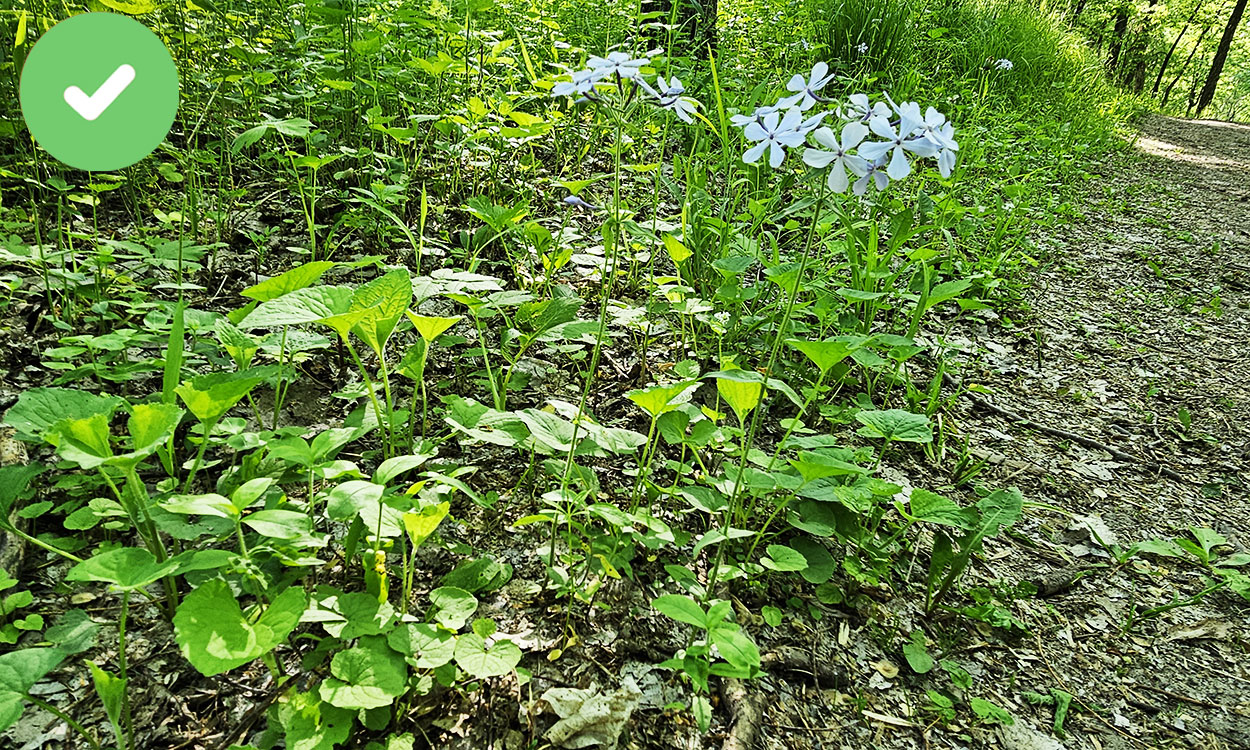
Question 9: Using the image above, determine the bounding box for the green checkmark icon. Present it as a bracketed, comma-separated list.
[19, 12, 180, 172]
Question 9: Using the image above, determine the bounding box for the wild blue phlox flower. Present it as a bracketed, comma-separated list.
[778, 61, 836, 111]
[802, 121, 870, 193]
[742, 108, 822, 168]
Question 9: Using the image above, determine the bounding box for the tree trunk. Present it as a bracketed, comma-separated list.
[1126, 0, 1160, 91]
[649, 0, 717, 59]
[1153, 0, 1204, 95]
[1163, 19, 1215, 108]
[1107, 4, 1131, 72]
[1195, 0, 1248, 116]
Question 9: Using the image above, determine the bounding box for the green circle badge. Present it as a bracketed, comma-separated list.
[19, 13, 179, 172]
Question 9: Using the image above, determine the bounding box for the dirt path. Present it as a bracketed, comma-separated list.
[933, 115, 1250, 749]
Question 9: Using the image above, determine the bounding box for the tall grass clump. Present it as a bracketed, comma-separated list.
[805, 0, 919, 76]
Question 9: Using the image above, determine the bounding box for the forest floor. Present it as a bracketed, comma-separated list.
[5, 118, 1250, 750]
[701, 115, 1250, 750]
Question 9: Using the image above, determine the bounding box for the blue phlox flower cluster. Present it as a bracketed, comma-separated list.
[732, 63, 959, 194]
[551, 49, 700, 123]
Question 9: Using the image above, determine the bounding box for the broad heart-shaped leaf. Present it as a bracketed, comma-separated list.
[790, 537, 836, 584]
[0, 647, 67, 730]
[319, 635, 408, 710]
[652, 594, 707, 629]
[127, 403, 183, 459]
[626, 381, 698, 418]
[240, 286, 353, 329]
[515, 296, 582, 337]
[429, 586, 478, 630]
[387, 623, 456, 669]
[276, 689, 355, 750]
[45, 413, 113, 469]
[786, 338, 856, 374]
[972, 488, 1023, 542]
[66, 547, 179, 590]
[0, 464, 45, 519]
[177, 371, 269, 423]
[444, 396, 528, 447]
[3, 387, 123, 441]
[350, 269, 412, 356]
[713, 372, 762, 425]
[325, 481, 403, 539]
[906, 489, 976, 530]
[921, 278, 973, 313]
[173, 579, 307, 677]
[404, 311, 461, 343]
[855, 409, 933, 443]
[403, 501, 450, 549]
[761, 544, 809, 572]
[662, 233, 692, 264]
[316, 592, 396, 640]
[319, 306, 378, 342]
[454, 634, 521, 679]
[242, 261, 336, 302]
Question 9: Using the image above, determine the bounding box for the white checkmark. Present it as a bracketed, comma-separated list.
[64, 64, 136, 122]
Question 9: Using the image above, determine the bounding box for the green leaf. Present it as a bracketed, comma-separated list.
[785, 338, 856, 374]
[855, 409, 933, 443]
[0, 647, 66, 730]
[790, 537, 836, 584]
[922, 279, 973, 312]
[176, 371, 268, 423]
[45, 413, 113, 469]
[907, 489, 976, 530]
[88, 662, 127, 750]
[44, 610, 98, 655]
[662, 233, 691, 264]
[173, 580, 307, 677]
[404, 312, 461, 343]
[625, 381, 698, 419]
[402, 502, 450, 550]
[714, 372, 762, 424]
[66, 547, 178, 590]
[319, 635, 408, 710]
[351, 269, 413, 356]
[387, 623, 456, 669]
[708, 623, 760, 672]
[326, 592, 397, 640]
[429, 587, 478, 630]
[127, 403, 183, 459]
[276, 689, 355, 750]
[375, 453, 434, 485]
[161, 493, 238, 519]
[761, 544, 808, 572]
[652, 595, 706, 629]
[969, 697, 1014, 726]
[3, 387, 122, 441]
[240, 286, 353, 328]
[243, 509, 324, 545]
[903, 631, 934, 674]
[975, 488, 1023, 540]
[453, 634, 521, 679]
[761, 606, 782, 627]
[692, 693, 712, 733]
[325, 481, 402, 539]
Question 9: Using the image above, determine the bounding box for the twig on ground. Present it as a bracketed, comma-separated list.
[943, 372, 1190, 483]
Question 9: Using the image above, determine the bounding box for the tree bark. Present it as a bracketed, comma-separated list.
[1107, 4, 1131, 73]
[1154, 0, 1204, 95]
[1195, 0, 1248, 116]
